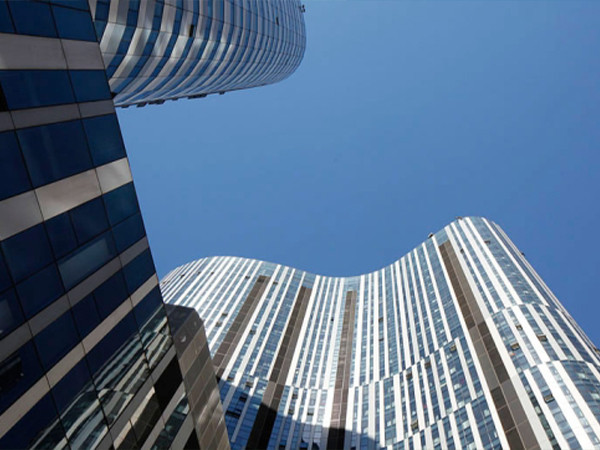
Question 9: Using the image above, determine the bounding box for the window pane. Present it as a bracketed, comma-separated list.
[0, 1, 14, 33]
[83, 114, 126, 166]
[70, 70, 111, 103]
[58, 231, 117, 290]
[52, 5, 96, 41]
[1, 224, 54, 283]
[123, 249, 155, 294]
[70, 197, 109, 244]
[16, 263, 64, 318]
[45, 213, 78, 259]
[0, 70, 74, 110]
[18, 120, 92, 187]
[0, 131, 31, 200]
[8, 1, 57, 38]
[71, 294, 101, 338]
[34, 311, 79, 370]
[94, 270, 128, 319]
[0, 342, 44, 415]
[0, 289, 25, 339]
[103, 183, 139, 225]
[113, 213, 145, 252]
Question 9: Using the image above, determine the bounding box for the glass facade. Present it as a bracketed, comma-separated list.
[92, 0, 307, 107]
[0, 1, 230, 448]
[162, 217, 600, 450]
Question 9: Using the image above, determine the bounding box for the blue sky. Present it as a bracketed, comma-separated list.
[118, 1, 600, 345]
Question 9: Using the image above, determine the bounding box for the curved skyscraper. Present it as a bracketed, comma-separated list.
[162, 217, 600, 450]
[91, 0, 307, 106]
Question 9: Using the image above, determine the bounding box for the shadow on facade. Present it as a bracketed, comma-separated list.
[218, 380, 381, 450]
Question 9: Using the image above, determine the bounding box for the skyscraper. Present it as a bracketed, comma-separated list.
[92, 0, 307, 106]
[162, 217, 600, 450]
[0, 0, 305, 447]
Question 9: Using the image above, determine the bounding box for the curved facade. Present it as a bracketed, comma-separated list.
[162, 217, 600, 450]
[90, 0, 307, 107]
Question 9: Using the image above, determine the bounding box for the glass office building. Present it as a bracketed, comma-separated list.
[92, 0, 307, 106]
[0, 0, 313, 446]
[162, 217, 600, 450]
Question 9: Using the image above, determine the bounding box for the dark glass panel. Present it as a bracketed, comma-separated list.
[16, 263, 64, 318]
[58, 231, 117, 290]
[52, 359, 108, 448]
[0, 342, 44, 414]
[34, 311, 79, 370]
[113, 213, 145, 252]
[18, 119, 92, 187]
[94, 270, 128, 319]
[154, 358, 182, 410]
[8, 1, 57, 38]
[0, 70, 74, 110]
[50, 0, 89, 11]
[123, 249, 155, 294]
[1, 223, 54, 283]
[134, 287, 171, 368]
[45, 213, 78, 259]
[83, 114, 126, 166]
[0, 250, 11, 293]
[70, 197, 109, 244]
[0, 131, 31, 201]
[52, 5, 96, 41]
[70, 70, 111, 103]
[72, 294, 101, 338]
[103, 183, 140, 225]
[0, 1, 14, 33]
[0, 289, 24, 339]
[86, 313, 149, 424]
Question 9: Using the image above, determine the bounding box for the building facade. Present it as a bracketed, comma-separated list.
[91, 0, 307, 107]
[0, 1, 238, 448]
[162, 217, 600, 450]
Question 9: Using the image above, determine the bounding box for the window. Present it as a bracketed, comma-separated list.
[34, 311, 79, 370]
[0, 71, 74, 110]
[52, 5, 96, 41]
[93, 270, 128, 319]
[16, 263, 64, 318]
[0, 131, 31, 200]
[0, 1, 14, 33]
[103, 183, 140, 225]
[112, 213, 145, 252]
[71, 294, 101, 338]
[18, 119, 92, 187]
[7, 1, 57, 38]
[58, 231, 117, 290]
[123, 249, 155, 294]
[0, 289, 25, 339]
[0, 342, 44, 415]
[82, 114, 126, 166]
[1, 224, 54, 283]
[69, 70, 111, 103]
[45, 213, 78, 259]
[70, 197, 109, 244]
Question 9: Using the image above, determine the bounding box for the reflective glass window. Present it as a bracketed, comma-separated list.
[71, 294, 101, 338]
[17, 119, 92, 187]
[45, 213, 78, 259]
[0, 289, 25, 339]
[83, 114, 126, 166]
[113, 213, 145, 252]
[0, 131, 31, 201]
[70, 70, 111, 103]
[0, 342, 44, 414]
[52, 359, 108, 448]
[34, 311, 79, 370]
[0, 250, 11, 293]
[103, 183, 140, 225]
[71, 197, 109, 244]
[1, 223, 53, 283]
[0, 393, 65, 449]
[16, 263, 64, 318]
[52, 5, 96, 41]
[7, 1, 57, 38]
[58, 231, 117, 290]
[0, 1, 14, 33]
[0, 70, 74, 110]
[123, 249, 155, 294]
[94, 270, 128, 319]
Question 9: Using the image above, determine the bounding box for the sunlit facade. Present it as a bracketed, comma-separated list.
[162, 217, 600, 450]
[92, 0, 307, 106]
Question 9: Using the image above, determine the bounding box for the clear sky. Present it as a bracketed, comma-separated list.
[118, 1, 600, 345]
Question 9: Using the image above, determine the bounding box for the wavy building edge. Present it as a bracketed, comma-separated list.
[162, 216, 600, 450]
